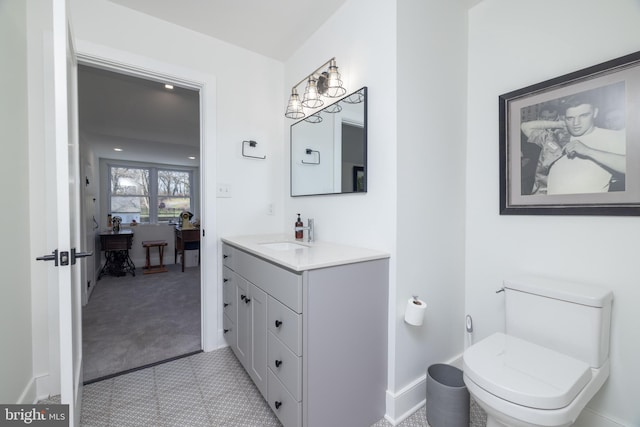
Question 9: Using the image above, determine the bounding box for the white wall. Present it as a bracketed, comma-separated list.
[16, 0, 288, 396]
[69, 0, 285, 240]
[395, 0, 468, 417]
[285, 0, 468, 422]
[283, 0, 397, 251]
[0, 0, 36, 404]
[466, 1, 640, 425]
[283, 0, 399, 413]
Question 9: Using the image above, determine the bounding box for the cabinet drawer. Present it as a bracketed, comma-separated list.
[234, 248, 302, 313]
[223, 313, 236, 355]
[268, 331, 301, 401]
[268, 296, 302, 356]
[222, 244, 235, 270]
[267, 369, 301, 427]
[222, 267, 237, 320]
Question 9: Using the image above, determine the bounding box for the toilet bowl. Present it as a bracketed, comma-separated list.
[462, 277, 613, 427]
[463, 333, 610, 427]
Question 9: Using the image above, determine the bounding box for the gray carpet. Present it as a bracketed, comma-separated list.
[82, 263, 201, 382]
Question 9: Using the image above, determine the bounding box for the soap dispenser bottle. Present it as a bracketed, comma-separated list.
[295, 214, 303, 240]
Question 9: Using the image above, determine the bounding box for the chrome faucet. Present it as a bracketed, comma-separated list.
[295, 218, 314, 242]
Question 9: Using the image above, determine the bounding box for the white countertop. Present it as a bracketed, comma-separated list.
[221, 234, 390, 272]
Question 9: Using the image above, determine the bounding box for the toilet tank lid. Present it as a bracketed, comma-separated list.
[504, 276, 613, 307]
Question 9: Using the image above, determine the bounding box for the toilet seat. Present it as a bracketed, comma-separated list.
[463, 333, 592, 409]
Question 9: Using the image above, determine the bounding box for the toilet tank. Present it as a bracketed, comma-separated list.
[504, 276, 613, 368]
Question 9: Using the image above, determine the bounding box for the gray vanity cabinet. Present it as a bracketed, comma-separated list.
[222, 242, 388, 427]
[222, 263, 267, 397]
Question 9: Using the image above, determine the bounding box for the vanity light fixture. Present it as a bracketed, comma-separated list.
[304, 113, 322, 124]
[302, 76, 323, 109]
[285, 57, 347, 120]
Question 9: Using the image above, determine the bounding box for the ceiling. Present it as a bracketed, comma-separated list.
[78, 65, 201, 165]
[82, 1, 484, 164]
[106, 0, 349, 61]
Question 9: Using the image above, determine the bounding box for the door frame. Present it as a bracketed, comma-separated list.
[74, 39, 219, 352]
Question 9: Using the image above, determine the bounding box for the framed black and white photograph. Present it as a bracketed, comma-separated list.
[499, 50, 640, 215]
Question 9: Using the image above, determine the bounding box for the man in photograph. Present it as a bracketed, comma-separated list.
[521, 94, 626, 194]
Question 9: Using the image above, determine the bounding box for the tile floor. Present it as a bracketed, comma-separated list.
[41, 346, 487, 426]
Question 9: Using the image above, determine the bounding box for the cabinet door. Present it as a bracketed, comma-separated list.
[249, 282, 267, 398]
[236, 276, 250, 367]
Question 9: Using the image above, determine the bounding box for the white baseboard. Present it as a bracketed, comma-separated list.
[385, 354, 463, 425]
[385, 377, 426, 425]
[574, 407, 627, 427]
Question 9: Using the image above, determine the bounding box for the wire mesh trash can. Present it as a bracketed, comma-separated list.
[426, 364, 469, 427]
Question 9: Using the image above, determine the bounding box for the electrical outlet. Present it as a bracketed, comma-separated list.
[217, 183, 232, 198]
[267, 203, 274, 215]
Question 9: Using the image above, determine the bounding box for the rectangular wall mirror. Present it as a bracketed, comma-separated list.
[290, 87, 367, 197]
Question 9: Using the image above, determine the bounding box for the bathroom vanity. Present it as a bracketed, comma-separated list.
[221, 235, 389, 427]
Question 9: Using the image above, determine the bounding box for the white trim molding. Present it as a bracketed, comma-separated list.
[385, 355, 463, 425]
[575, 407, 627, 427]
[74, 39, 218, 353]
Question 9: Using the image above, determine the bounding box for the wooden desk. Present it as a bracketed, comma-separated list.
[98, 229, 135, 279]
[174, 227, 200, 272]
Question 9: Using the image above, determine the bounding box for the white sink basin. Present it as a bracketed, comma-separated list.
[259, 241, 309, 251]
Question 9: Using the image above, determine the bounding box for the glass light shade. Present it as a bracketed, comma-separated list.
[325, 59, 346, 98]
[302, 77, 324, 109]
[285, 88, 305, 119]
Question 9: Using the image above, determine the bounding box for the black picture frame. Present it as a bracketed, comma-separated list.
[499, 50, 640, 216]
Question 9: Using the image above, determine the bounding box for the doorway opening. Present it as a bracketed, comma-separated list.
[77, 64, 203, 382]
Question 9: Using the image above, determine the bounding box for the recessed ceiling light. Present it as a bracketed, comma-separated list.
[114, 148, 123, 152]
[188, 156, 196, 160]
[164, 84, 174, 90]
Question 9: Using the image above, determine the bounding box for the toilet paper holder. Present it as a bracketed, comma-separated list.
[405, 295, 427, 326]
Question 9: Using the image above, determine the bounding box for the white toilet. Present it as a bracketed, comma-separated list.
[463, 276, 613, 427]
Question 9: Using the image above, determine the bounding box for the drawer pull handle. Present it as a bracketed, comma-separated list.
[223, 329, 229, 334]
[223, 303, 229, 307]
[274, 401, 282, 409]
[275, 359, 282, 368]
[245, 297, 251, 304]
[223, 254, 229, 259]
[240, 294, 246, 301]
[274, 320, 282, 328]
[223, 278, 229, 282]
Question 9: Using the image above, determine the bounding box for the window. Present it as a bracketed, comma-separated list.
[157, 170, 192, 221]
[108, 164, 195, 224]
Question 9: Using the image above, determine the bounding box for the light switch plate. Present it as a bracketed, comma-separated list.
[216, 183, 232, 198]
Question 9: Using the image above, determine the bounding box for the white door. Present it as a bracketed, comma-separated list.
[50, 0, 84, 424]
